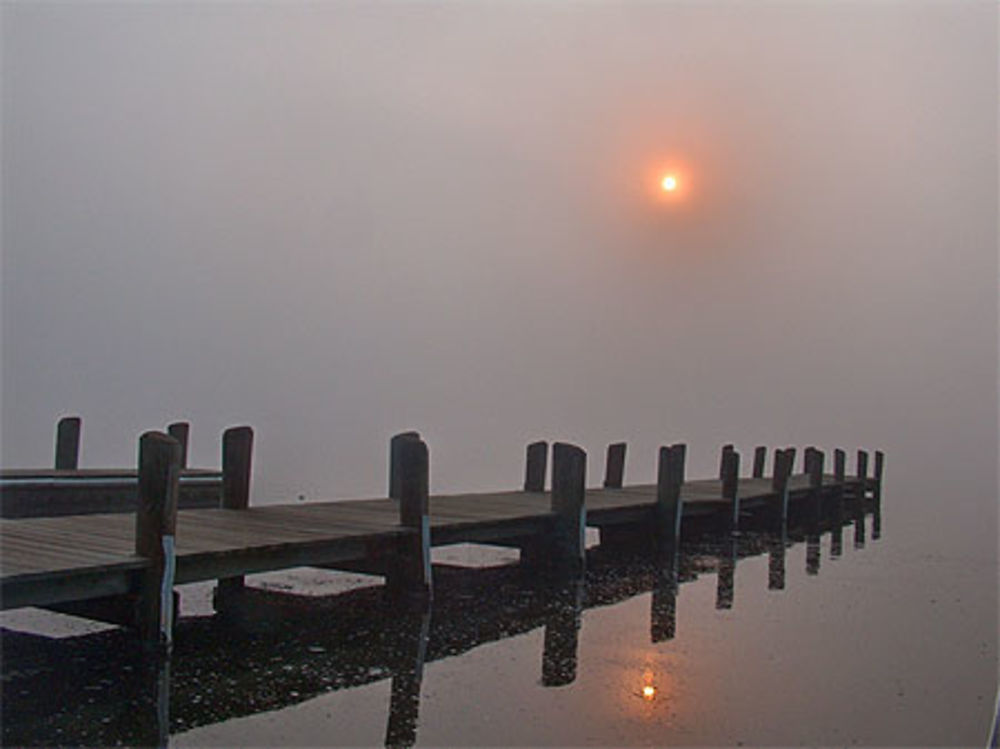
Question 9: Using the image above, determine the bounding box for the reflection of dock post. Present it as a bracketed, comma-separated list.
[135, 431, 181, 652]
[603, 442, 626, 489]
[214, 426, 254, 610]
[722, 448, 740, 532]
[551, 443, 586, 576]
[54, 415, 82, 469]
[385, 608, 432, 749]
[651, 540, 680, 642]
[519, 441, 549, 567]
[166, 422, 190, 469]
[752, 446, 767, 478]
[541, 579, 584, 686]
[387, 434, 432, 603]
[716, 535, 737, 609]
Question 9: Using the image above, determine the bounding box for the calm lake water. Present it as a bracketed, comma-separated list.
[2, 461, 997, 747]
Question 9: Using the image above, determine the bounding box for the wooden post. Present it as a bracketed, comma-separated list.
[216, 426, 253, 603]
[719, 443, 734, 479]
[54, 415, 81, 470]
[388, 434, 432, 602]
[166, 422, 190, 469]
[834, 449, 846, 485]
[752, 446, 766, 478]
[551, 443, 586, 575]
[524, 441, 547, 493]
[390, 431, 421, 500]
[771, 448, 793, 527]
[135, 431, 181, 651]
[784, 447, 797, 474]
[721, 448, 740, 531]
[873, 450, 885, 502]
[857, 449, 869, 500]
[655, 444, 685, 545]
[603, 442, 626, 489]
[808, 449, 824, 489]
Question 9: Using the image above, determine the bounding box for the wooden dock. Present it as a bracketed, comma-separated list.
[0, 426, 884, 649]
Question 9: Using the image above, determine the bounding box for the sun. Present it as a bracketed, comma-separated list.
[660, 175, 678, 192]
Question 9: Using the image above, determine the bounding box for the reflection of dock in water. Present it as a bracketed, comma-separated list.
[2, 487, 882, 748]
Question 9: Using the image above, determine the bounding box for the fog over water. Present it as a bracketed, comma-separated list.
[2, 0, 996, 537]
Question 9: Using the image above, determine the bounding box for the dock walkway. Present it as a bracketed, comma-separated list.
[0, 428, 883, 648]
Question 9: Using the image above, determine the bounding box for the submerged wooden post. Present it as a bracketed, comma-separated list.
[524, 441, 547, 492]
[603, 442, 626, 489]
[135, 431, 181, 651]
[389, 431, 421, 500]
[719, 444, 734, 479]
[388, 434, 432, 602]
[166, 422, 190, 469]
[752, 446, 767, 478]
[551, 443, 586, 575]
[655, 444, 686, 544]
[54, 415, 82, 470]
[216, 426, 254, 603]
[721, 448, 740, 531]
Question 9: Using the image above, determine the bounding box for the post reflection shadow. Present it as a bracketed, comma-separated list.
[716, 535, 737, 610]
[541, 579, 584, 687]
[384, 607, 432, 749]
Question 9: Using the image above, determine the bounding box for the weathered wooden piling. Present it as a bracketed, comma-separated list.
[873, 450, 885, 502]
[550, 443, 587, 575]
[390, 431, 421, 500]
[166, 422, 190, 469]
[603, 442, 626, 489]
[719, 443, 735, 479]
[721, 448, 740, 531]
[772, 448, 794, 526]
[135, 431, 181, 651]
[54, 415, 82, 470]
[834, 449, 846, 485]
[216, 426, 254, 602]
[752, 446, 767, 478]
[655, 444, 686, 544]
[387, 434, 432, 602]
[857, 450, 870, 500]
[524, 441, 547, 493]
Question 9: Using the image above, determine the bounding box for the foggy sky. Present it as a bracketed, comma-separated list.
[2, 2, 996, 541]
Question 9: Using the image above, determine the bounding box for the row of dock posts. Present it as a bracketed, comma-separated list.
[52, 415, 194, 470]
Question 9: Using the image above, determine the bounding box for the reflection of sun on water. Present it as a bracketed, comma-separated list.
[642, 684, 657, 700]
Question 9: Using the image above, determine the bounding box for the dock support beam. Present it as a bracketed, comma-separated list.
[135, 432, 181, 652]
[603, 442, 626, 489]
[215, 426, 254, 606]
[551, 443, 586, 576]
[54, 415, 81, 470]
[387, 433, 432, 604]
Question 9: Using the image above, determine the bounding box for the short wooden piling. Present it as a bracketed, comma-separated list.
[390, 431, 421, 500]
[752, 446, 767, 478]
[772, 448, 793, 526]
[166, 422, 190, 469]
[719, 443, 735, 479]
[524, 441, 547, 493]
[551, 443, 586, 575]
[216, 426, 254, 603]
[808, 449, 824, 489]
[655, 444, 685, 544]
[721, 448, 740, 531]
[603, 442, 626, 489]
[387, 434, 432, 602]
[834, 449, 846, 485]
[54, 416, 81, 470]
[135, 432, 181, 651]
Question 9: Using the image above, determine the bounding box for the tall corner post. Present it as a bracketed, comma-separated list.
[551, 443, 586, 576]
[135, 431, 181, 652]
[655, 443, 685, 546]
[388, 433, 432, 604]
[54, 415, 82, 470]
[389, 431, 421, 500]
